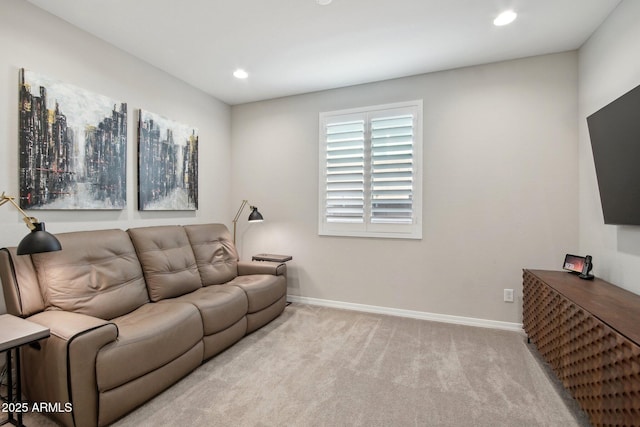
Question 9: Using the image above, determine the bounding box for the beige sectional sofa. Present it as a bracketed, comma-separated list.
[0, 223, 287, 427]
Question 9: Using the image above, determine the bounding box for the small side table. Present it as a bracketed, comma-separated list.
[252, 254, 293, 263]
[0, 314, 50, 427]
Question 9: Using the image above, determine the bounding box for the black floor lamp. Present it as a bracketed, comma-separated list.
[232, 199, 264, 245]
[0, 192, 62, 255]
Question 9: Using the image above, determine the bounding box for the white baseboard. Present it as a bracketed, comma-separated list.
[287, 295, 524, 333]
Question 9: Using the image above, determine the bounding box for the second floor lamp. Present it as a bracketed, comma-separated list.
[0, 192, 62, 255]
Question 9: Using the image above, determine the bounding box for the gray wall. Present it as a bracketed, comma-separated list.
[0, 0, 231, 313]
[578, 0, 640, 293]
[231, 52, 580, 325]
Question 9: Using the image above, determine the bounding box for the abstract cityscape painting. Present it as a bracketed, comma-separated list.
[18, 69, 127, 210]
[138, 110, 198, 211]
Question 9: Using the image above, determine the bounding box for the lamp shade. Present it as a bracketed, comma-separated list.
[248, 206, 264, 222]
[17, 222, 62, 255]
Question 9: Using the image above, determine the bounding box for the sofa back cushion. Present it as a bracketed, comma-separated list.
[128, 225, 202, 301]
[184, 224, 238, 286]
[31, 229, 149, 320]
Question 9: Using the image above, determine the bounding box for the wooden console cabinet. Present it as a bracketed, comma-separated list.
[523, 269, 640, 426]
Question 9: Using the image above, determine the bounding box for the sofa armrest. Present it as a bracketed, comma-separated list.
[24, 311, 118, 427]
[237, 260, 287, 276]
[29, 310, 115, 341]
[0, 247, 45, 317]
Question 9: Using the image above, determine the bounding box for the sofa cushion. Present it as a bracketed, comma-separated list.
[96, 301, 203, 392]
[184, 224, 239, 286]
[31, 229, 149, 320]
[228, 274, 287, 314]
[169, 284, 247, 335]
[128, 226, 202, 302]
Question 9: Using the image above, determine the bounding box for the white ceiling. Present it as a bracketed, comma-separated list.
[26, 0, 620, 105]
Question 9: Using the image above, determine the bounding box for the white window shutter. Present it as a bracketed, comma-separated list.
[370, 114, 414, 224]
[324, 119, 365, 223]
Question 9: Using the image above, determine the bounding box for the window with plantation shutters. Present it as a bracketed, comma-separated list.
[319, 101, 422, 239]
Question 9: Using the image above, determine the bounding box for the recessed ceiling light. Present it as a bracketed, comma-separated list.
[233, 69, 248, 79]
[317, 0, 332, 5]
[493, 10, 517, 26]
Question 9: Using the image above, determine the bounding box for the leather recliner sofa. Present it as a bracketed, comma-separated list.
[0, 223, 287, 427]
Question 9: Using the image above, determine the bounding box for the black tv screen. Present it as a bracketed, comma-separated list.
[586, 83, 640, 225]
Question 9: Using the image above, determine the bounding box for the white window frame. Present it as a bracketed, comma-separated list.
[318, 100, 423, 239]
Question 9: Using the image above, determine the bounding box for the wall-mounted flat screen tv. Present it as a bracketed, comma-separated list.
[586, 83, 640, 226]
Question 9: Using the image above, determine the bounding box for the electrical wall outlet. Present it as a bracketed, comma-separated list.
[503, 288, 514, 303]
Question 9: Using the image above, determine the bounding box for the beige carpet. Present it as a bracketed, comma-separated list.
[12, 303, 590, 426]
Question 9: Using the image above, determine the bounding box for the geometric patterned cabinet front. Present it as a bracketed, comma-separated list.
[523, 269, 640, 426]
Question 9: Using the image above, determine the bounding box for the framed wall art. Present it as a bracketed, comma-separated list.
[18, 68, 127, 210]
[138, 110, 198, 211]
